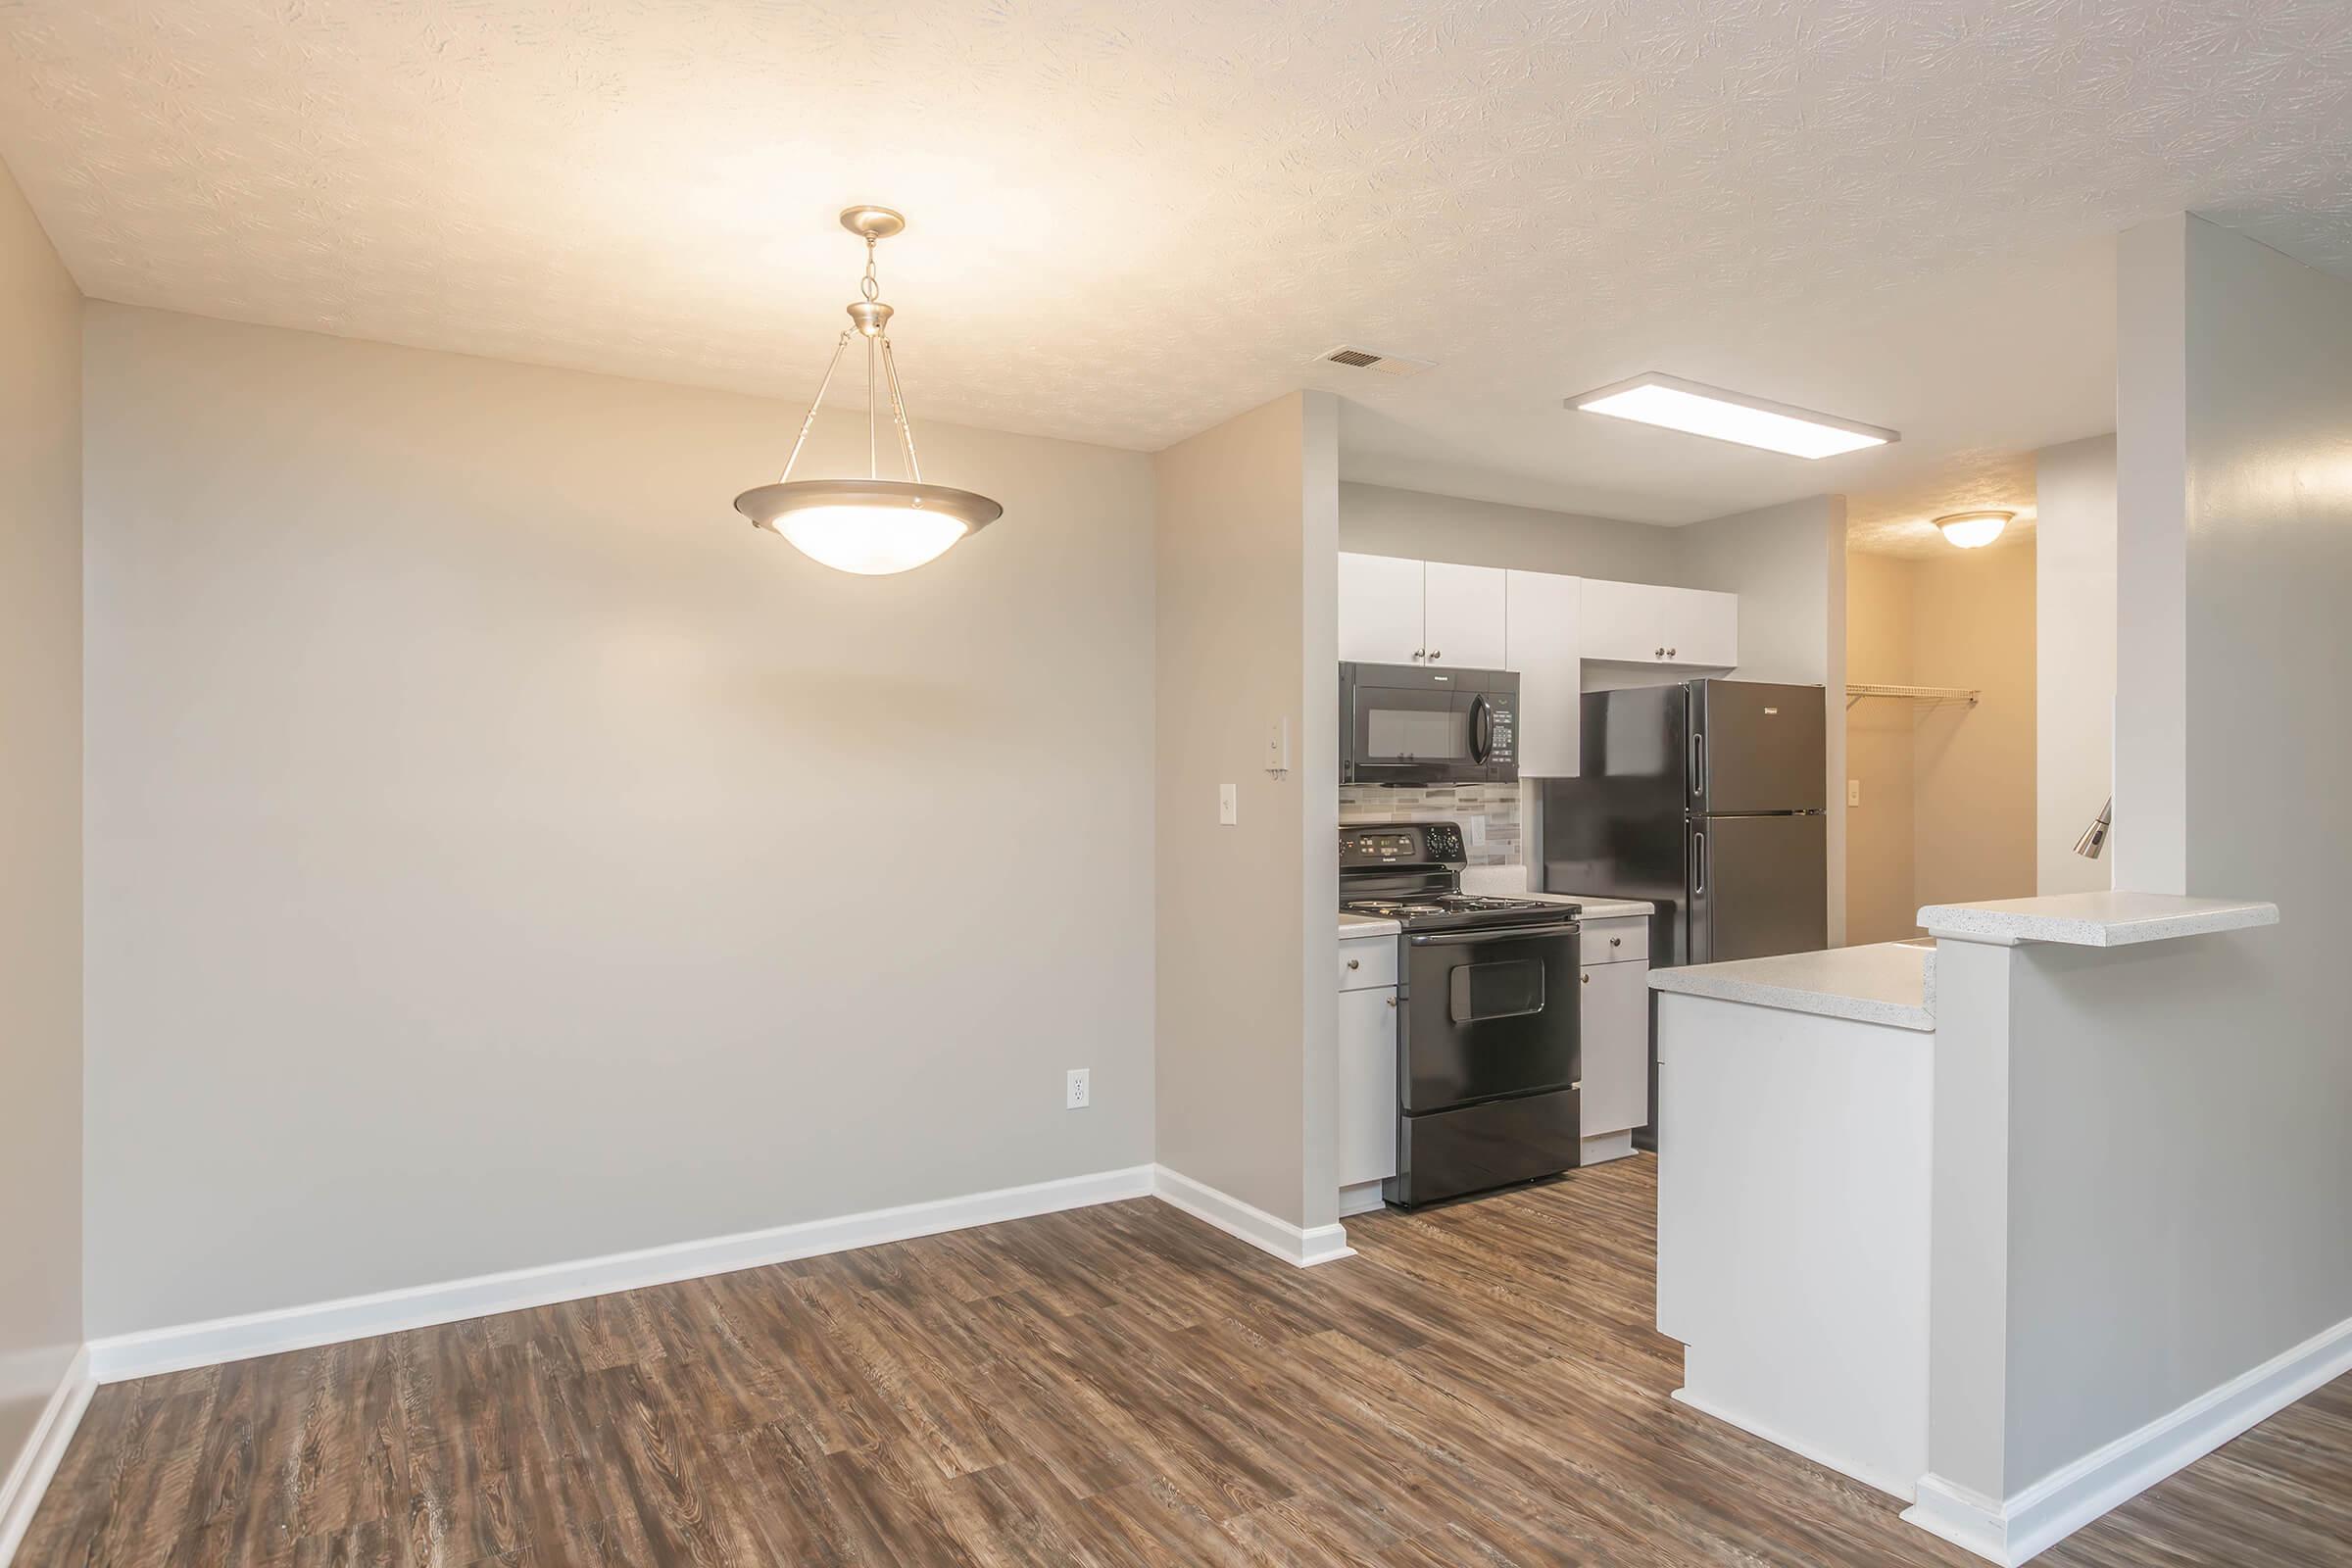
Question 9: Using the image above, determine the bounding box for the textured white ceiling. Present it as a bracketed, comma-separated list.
[3, 1, 2347, 521]
[1846, 449, 2040, 559]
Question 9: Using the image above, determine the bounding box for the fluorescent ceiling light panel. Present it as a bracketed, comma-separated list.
[1567, 373, 1898, 459]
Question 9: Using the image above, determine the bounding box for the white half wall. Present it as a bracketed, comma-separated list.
[2034, 435, 2116, 896]
[80, 305, 1157, 1337]
[0, 150, 84, 1519]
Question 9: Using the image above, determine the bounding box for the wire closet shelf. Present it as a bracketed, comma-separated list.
[1844, 683, 1980, 710]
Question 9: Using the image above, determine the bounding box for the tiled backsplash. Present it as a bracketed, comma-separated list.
[1339, 783, 1522, 867]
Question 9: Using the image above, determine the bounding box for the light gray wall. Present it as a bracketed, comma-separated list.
[1155, 392, 1341, 1229]
[1338, 481, 1683, 583]
[2114, 224, 2189, 894]
[81, 305, 1157, 1334]
[2033, 435, 2116, 896]
[1678, 496, 1850, 945]
[1989, 213, 2352, 1496]
[0, 156, 82, 1465]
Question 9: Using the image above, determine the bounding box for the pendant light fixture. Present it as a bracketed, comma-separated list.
[734, 206, 1002, 575]
[1935, 510, 2013, 549]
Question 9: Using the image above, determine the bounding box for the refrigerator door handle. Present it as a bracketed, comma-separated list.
[1690, 732, 1705, 798]
[1692, 831, 1706, 896]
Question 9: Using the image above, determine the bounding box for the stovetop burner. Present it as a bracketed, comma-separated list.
[1343, 893, 1554, 918]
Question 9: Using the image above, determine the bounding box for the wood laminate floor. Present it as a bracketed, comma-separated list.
[26, 1155, 2352, 1566]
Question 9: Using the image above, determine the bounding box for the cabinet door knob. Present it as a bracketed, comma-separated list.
[1413, 649, 1426, 661]
[1582, 971, 1591, 985]
[1430, 650, 1442, 661]
[1346, 957, 1360, 970]
[1610, 936, 1622, 948]
[1655, 646, 1666, 658]
[1385, 997, 1398, 1007]
[1667, 647, 1678, 658]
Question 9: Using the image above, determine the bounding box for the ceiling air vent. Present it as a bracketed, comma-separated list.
[1322, 345, 1433, 378]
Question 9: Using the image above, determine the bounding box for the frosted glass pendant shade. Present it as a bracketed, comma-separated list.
[733, 479, 1003, 576]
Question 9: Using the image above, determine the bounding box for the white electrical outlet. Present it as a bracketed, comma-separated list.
[1847, 779, 1863, 807]
[1065, 1068, 1090, 1109]
[1218, 783, 1239, 825]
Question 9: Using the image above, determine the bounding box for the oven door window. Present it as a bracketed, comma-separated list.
[1355, 685, 1472, 765]
[1448, 958, 1545, 1023]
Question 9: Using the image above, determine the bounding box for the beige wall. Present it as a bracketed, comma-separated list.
[0, 156, 82, 1468]
[1154, 393, 1341, 1230]
[81, 305, 1158, 1334]
[1842, 542, 2038, 941]
[1912, 543, 2038, 908]
[1843, 553, 1918, 943]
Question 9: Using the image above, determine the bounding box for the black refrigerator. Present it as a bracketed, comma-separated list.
[1539, 679, 1828, 1148]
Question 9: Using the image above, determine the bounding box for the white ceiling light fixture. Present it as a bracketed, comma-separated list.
[734, 206, 1002, 575]
[1935, 509, 2013, 549]
[1567, 372, 1899, 460]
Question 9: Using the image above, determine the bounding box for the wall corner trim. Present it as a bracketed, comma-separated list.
[85, 1165, 1157, 1385]
[1903, 1311, 2352, 1564]
[1151, 1165, 1354, 1267]
[0, 1345, 95, 1567]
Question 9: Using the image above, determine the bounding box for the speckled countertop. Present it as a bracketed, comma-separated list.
[1339, 911, 1400, 939]
[1649, 942, 1936, 1033]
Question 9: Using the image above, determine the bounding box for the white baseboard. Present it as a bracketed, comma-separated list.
[0, 1345, 94, 1568]
[1902, 1311, 2352, 1565]
[1670, 1385, 1917, 1502]
[1152, 1166, 1355, 1267]
[1337, 1180, 1389, 1218]
[88, 1164, 1155, 1384]
[1580, 1130, 1636, 1165]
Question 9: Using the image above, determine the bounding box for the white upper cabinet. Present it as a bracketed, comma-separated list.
[1420, 562, 1507, 668]
[1504, 569, 1582, 777]
[1337, 553, 1427, 664]
[1581, 578, 1739, 667]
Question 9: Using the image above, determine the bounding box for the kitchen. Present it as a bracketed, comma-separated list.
[1331, 463, 1849, 1217]
[1321, 364, 2301, 1564]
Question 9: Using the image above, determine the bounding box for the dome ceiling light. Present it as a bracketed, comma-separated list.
[734, 206, 1003, 575]
[1935, 510, 2013, 549]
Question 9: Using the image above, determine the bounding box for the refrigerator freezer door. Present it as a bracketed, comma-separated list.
[1687, 812, 1829, 965]
[1690, 680, 1827, 813]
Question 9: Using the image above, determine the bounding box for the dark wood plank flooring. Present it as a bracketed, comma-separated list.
[26, 1155, 2352, 1565]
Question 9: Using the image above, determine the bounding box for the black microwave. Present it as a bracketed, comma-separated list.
[1339, 662, 1519, 786]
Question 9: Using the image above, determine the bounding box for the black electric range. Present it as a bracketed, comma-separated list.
[1340, 822, 1583, 1207]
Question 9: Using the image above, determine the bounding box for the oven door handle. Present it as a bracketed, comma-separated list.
[1409, 920, 1582, 947]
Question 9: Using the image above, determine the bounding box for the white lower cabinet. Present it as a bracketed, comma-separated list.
[1578, 916, 1651, 1160]
[1338, 938, 1399, 1190]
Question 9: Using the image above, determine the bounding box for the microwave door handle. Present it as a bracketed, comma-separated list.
[1468, 694, 1492, 763]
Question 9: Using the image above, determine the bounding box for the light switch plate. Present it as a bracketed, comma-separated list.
[1265, 718, 1290, 774]
[1847, 779, 1862, 807]
[1218, 783, 1239, 825]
